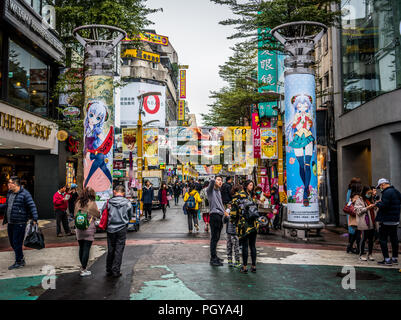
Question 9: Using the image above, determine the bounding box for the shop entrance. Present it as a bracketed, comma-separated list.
[0, 154, 35, 201]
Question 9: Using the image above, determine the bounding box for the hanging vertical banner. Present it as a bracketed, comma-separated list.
[178, 100, 185, 121]
[285, 73, 318, 223]
[143, 128, 159, 166]
[260, 128, 277, 159]
[179, 70, 186, 99]
[252, 113, 261, 159]
[258, 28, 278, 118]
[83, 76, 114, 200]
[122, 128, 137, 155]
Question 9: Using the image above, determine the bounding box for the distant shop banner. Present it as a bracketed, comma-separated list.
[260, 128, 277, 159]
[122, 128, 137, 155]
[143, 128, 159, 166]
[124, 32, 169, 46]
[178, 100, 185, 121]
[120, 82, 166, 127]
[284, 73, 319, 223]
[252, 113, 261, 159]
[179, 70, 186, 99]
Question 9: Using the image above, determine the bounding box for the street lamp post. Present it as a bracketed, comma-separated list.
[73, 25, 126, 206]
[136, 92, 161, 213]
[271, 21, 327, 239]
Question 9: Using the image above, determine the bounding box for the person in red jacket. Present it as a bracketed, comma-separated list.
[53, 184, 74, 237]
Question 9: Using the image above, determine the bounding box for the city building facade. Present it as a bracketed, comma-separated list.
[333, 0, 401, 225]
[0, 0, 74, 219]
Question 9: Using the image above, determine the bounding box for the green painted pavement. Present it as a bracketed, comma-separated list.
[161, 263, 401, 300]
[130, 266, 204, 300]
[0, 276, 46, 300]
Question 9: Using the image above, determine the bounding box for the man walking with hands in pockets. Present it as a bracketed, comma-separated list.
[207, 176, 226, 266]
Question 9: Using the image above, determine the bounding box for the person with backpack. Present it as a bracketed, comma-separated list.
[200, 181, 210, 232]
[0, 176, 38, 270]
[183, 183, 202, 233]
[102, 185, 133, 277]
[229, 180, 260, 274]
[74, 187, 100, 277]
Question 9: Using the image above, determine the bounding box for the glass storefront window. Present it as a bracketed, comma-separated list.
[8, 40, 49, 117]
[24, 0, 43, 15]
[341, 0, 401, 112]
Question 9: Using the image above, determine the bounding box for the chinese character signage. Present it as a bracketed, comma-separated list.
[122, 49, 160, 63]
[258, 28, 278, 117]
[123, 32, 169, 46]
[180, 70, 186, 99]
[252, 113, 261, 159]
[178, 100, 185, 121]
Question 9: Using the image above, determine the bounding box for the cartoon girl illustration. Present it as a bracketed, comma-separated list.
[84, 101, 113, 189]
[288, 94, 315, 207]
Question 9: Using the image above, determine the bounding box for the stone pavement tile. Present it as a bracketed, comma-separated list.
[0, 245, 106, 281]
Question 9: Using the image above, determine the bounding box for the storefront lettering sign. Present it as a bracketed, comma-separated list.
[5, 0, 65, 58]
[0, 111, 52, 140]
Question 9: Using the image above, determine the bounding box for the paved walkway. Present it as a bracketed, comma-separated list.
[0, 199, 400, 300]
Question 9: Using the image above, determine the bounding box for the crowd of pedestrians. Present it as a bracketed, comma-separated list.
[344, 177, 400, 266]
[1, 171, 400, 279]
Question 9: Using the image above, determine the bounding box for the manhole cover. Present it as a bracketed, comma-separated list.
[336, 271, 382, 280]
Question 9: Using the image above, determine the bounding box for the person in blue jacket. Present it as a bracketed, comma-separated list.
[0, 176, 38, 270]
[141, 180, 154, 221]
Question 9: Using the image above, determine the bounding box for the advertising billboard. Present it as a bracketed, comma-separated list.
[120, 82, 166, 126]
[179, 70, 186, 99]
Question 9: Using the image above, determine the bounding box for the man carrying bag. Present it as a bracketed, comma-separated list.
[0, 176, 38, 270]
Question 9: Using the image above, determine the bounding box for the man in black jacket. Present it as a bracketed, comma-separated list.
[221, 177, 233, 207]
[0, 176, 38, 270]
[375, 178, 401, 266]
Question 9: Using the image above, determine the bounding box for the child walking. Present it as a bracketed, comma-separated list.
[224, 203, 241, 268]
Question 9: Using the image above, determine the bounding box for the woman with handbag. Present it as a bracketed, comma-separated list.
[354, 186, 377, 261]
[74, 187, 100, 277]
[344, 178, 362, 254]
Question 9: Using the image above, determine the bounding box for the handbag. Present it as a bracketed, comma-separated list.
[167, 195, 172, 201]
[99, 200, 110, 230]
[343, 203, 356, 216]
[24, 223, 45, 250]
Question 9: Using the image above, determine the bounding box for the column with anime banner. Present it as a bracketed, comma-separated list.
[83, 77, 115, 203]
[284, 73, 319, 223]
[73, 25, 127, 208]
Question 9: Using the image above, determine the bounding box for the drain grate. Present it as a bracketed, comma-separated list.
[336, 271, 382, 280]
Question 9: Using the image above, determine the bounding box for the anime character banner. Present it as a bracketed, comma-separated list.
[260, 128, 277, 159]
[284, 73, 319, 223]
[83, 75, 114, 202]
[143, 128, 159, 166]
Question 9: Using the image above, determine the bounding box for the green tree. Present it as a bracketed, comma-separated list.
[50, 0, 158, 189]
[210, 0, 341, 48]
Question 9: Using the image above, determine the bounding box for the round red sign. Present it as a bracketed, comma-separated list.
[143, 95, 160, 114]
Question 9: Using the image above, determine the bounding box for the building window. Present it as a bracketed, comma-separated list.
[7, 40, 49, 117]
[341, 0, 401, 112]
[0, 31, 3, 97]
[24, 0, 43, 16]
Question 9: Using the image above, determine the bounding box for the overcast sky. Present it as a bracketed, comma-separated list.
[146, 0, 238, 126]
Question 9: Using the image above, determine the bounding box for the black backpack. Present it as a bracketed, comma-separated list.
[240, 199, 260, 222]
